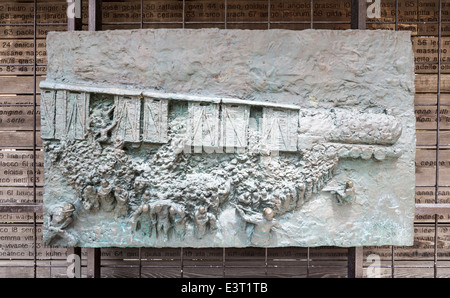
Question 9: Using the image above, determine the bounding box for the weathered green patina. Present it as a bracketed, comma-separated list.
[40, 29, 415, 247]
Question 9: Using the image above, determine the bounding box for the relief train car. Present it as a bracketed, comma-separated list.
[38, 81, 406, 247]
[39, 81, 403, 160]
[37, 29, 415, 248]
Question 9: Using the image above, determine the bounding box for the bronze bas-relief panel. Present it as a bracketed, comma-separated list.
[40, 29, 415, 247]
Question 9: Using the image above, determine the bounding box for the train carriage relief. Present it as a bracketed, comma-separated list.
[67, 92, 90, 140]
[261, 108, 298, 153]
[40, 90, 56, 139]
[112, 95, 141, 143]
[39, 29, 416, 248]
[187, 101, 220, 153]
[220, 103, 250, 153]
[142, 98, 169, 144]
[50, 90, 89, 141]
[54, 90, 67, 140]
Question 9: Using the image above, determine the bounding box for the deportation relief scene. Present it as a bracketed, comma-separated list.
[39, 28, 416, 248]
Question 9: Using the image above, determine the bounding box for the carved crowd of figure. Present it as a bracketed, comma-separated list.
[43, 131, 355, 246]
[42, 98, 357, 247]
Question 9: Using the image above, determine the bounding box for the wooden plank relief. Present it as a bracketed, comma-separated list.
[415, 149, 450, 187]
[415, 74, 450, 93]
[0, 186, 43, 224]
[113, 95, 141, 143]
[0, 151, 43, 187]
[142, 97, 168, 144]
[0, 131, 42, 147]
[365, 224, 450, 262]
[0, 39, 47, 75]
[0, 224, 66, 260]
[416, 130, 450, 148]
[0, 105, 40, 131]
[0, 95, 40, 106]
[415, 106, 450, 130]
[0, 76, 44, 94]
[221, 103, 249, 153]
[415, 93, 450, 105]
[412, 37, 450, 74]
[188, 102, 204, 151]
[78, 92, 90, 140]
[415, 186, 450, 223]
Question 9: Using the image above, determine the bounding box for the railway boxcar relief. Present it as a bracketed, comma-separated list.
[40, 29, 415, 248]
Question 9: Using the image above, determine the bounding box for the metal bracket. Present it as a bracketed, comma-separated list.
[348, 247, 364, 278]
[87, 248, 101, 278]
[348, 0, 366, 278]
[351, 0, 367, 29]
[68, 0, 83, 31]
[89, 0, 102, 32]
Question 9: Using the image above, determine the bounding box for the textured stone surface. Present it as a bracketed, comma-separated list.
[40, 29, 416, 248]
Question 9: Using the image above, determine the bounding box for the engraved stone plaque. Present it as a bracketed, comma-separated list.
[40, 29, 415, 247]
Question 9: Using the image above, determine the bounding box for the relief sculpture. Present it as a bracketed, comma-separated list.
[40, 29, 416, 247]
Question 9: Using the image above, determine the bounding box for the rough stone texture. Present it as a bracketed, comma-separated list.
[46, 29, 415, 109]
[40, 29, 416, 248]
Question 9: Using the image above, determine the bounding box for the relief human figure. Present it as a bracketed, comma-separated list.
[294, 183, 306, 210]
[208, 193, 220, 213]
[271, 192, 282, 216]
[134, 177, 147, 197]
[94, 120, 117, 143]
[251, 189, 261, 209]
[322, 180, 355, 204]
[280, 187, 294, 212]
[169, 205, 187, 240]
[154, 203, 171, 241]
[237, 192, 252, 207]
[170, 137, 186, 160]
[130, 203, 157, 237]
[82, 185, 99, 212]
[194, 206, 217, 239]
[98, 180, 116, 212]
[141, 189, 151, 203]
[235, 206, 281, 246]
[217, 179, 231, 205]
[114, 186, 129, 218]
[100, 104, 116, 126]
[43, 203, 77, 246]
[258, 187, 270, 208]
[335, 181, 355, 204]
[113, 137, 126, 160]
